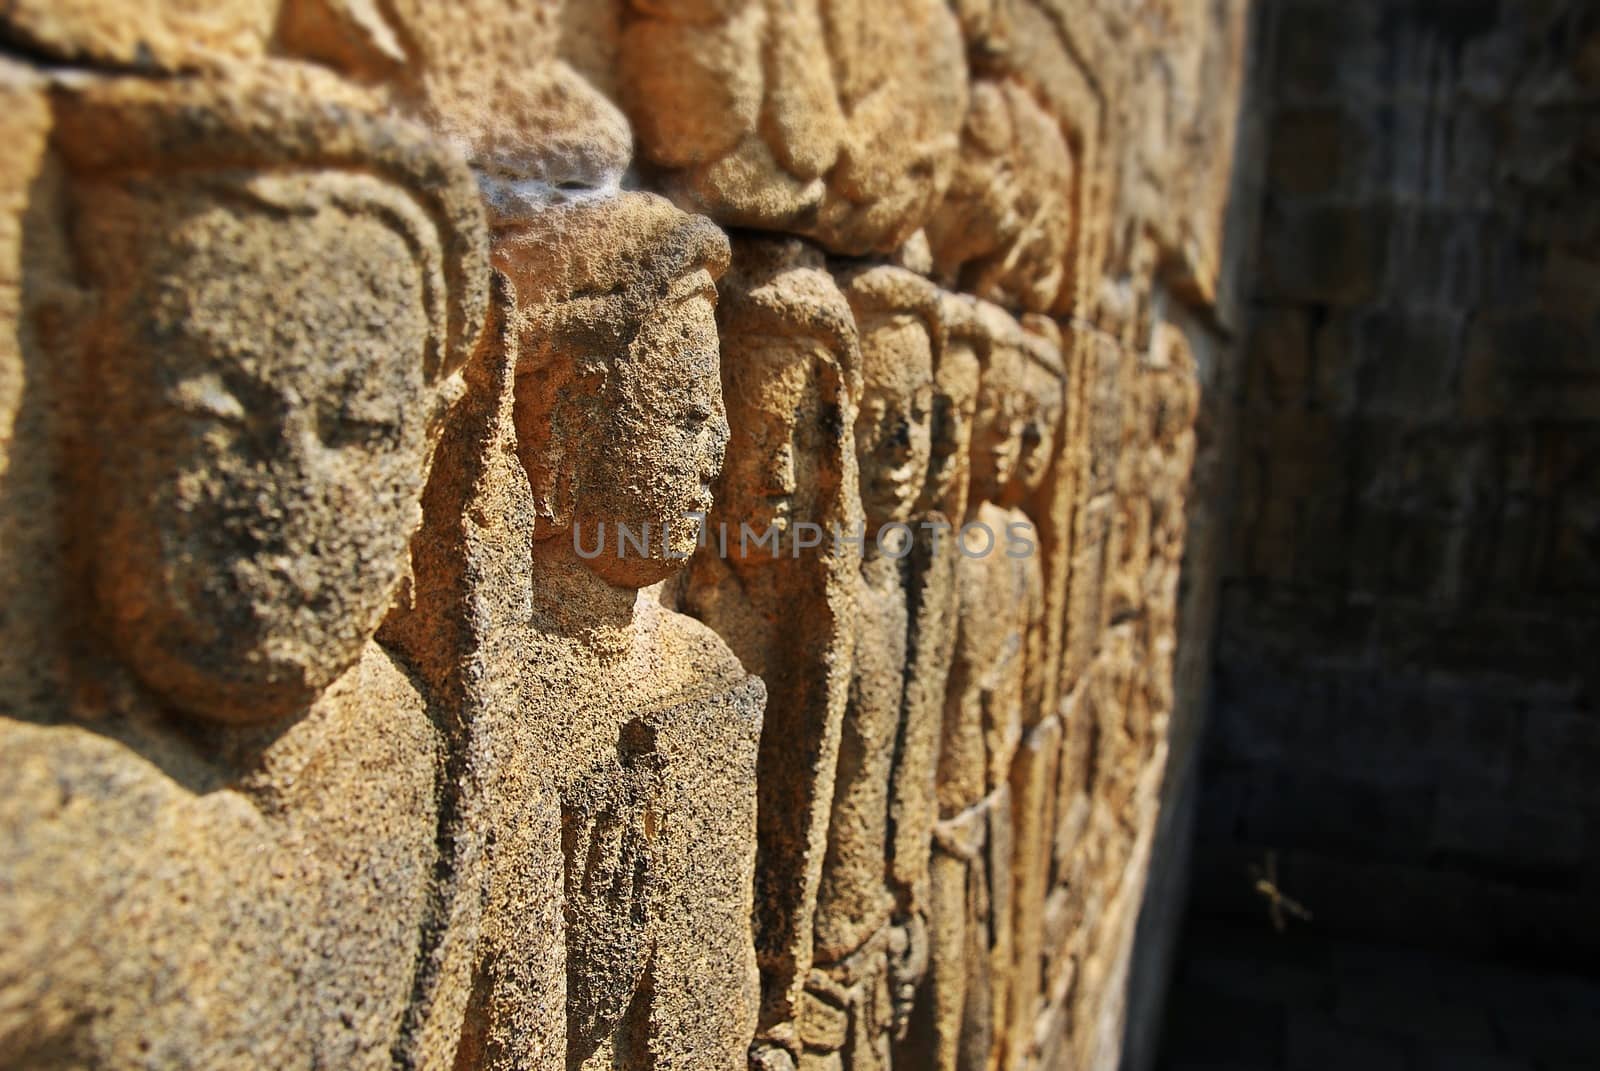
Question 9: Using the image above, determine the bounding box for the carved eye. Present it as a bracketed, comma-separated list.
[683, 404, 714, 429]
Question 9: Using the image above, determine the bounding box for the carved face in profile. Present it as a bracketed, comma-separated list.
[504, 194, 733, 591]
[855, 313, 935, 532]
[924, 337, 981, 521]
[969, 342, 1028, 507]
[718, 337, 841, 555]
[1015, 358, 1064, 499]
[82, 175, 459, 724]
[560, 286, 732, 587]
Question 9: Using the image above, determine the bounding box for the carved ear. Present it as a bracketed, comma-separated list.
[515, 371, 578, 540]
[526, 447, 577, 539]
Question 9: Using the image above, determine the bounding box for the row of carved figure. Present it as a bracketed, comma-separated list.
[0, 8, 1203, 1071]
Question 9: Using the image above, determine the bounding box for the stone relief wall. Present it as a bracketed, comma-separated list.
[0, 2, 1249, 1069]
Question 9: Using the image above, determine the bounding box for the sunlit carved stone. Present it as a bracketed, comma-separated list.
[926, 79, 1075, 314]
[619, 0, 969, 256]
[908, 298, 1066, 1070]
[0, 1, 1248, 1067]
[794, 265, 943, 1066]
[483, 181, 763, 1069]
[681, 236, 864, 1064]
[0, 75, 487, 1068]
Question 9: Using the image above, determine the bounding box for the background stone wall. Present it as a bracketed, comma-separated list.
[1195, 0, 1600, 967]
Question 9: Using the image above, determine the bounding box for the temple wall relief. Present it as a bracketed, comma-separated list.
[0, 2, 1248, 1069]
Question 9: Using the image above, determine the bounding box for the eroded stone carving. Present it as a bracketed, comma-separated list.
[0, 0, 420, 80]
[0, 0, 277, 70]
[790, 265, 942, 1069]
[0, 74, 487, 1068]
[480, 181, 763, 1070]
[910, 298, 1064, 1071]
[0, 1, 1245, 1067]
[678, 237, 863, 1066]
[925, 79, 1076, 314]
[619, 0, 969, 256]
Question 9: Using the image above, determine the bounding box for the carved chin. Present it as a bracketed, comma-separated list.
[664, 526, 703, 565]
[121, 626, 348, 726]
[102, 575, 380, 726]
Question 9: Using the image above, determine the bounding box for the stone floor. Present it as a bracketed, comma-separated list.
[1154, 919, 1600, 1071]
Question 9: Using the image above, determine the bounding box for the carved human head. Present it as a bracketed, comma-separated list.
[967, 302, 1031, 507]
[842, 266, 941, 533]
[926, 294, 987, 522]
[496, 191, 733, 589]
[715, 239, 860, 561]
[1012, 318, 1067, 502]
[59, 80, 488, 725]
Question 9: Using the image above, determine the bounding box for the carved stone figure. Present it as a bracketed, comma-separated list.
[679, 237, 864, 1067]
[910, 299, 1064, 1071]
[893, 293, 980, 1071]
[923, 296, 985, 527]
[889, 290, 979, 983]
[925, 79, 1076, 314]
[479, 180, 763, 1070]
[1002, 321, 1069, 1056]
[796, 265, 942, 1069]
[0, 75, 488, 1069]
[618, 0, 969, 256]
[0, 1, 1247, 1068]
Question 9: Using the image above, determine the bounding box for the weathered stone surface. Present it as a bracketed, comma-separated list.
[0, 1, 1247, 1068]
[0, 0, 278, 70]
[799, 264, 942, 1066]
[618, 0, 969, 256]
[0, 74, 488, 1068]
[925, 79, 1075, 314]
[482, 186, 763, 1070]
[683, 236, 864, 1056]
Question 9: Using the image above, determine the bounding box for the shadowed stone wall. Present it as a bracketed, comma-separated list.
[1197, 0, 1600, 967]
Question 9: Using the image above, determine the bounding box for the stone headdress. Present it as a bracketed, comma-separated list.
[52, 70, 490, 386]
[836, 262, 948, 371]
[494, 192, 730, 374]
[717, 237, 862, 407]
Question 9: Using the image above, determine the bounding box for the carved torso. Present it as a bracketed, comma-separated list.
[813, 549, 910, 964]
[941, 501, 1044, 816]
[0, 643, 439, 1069]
